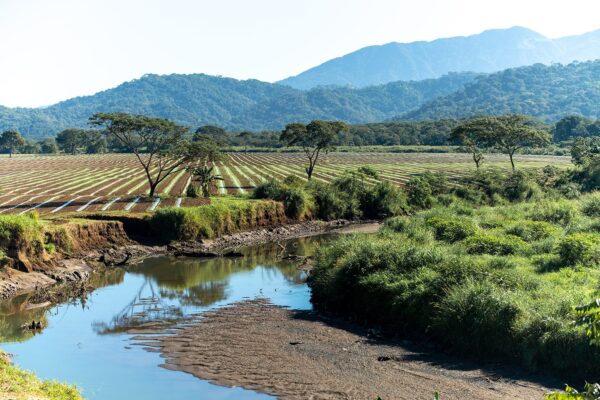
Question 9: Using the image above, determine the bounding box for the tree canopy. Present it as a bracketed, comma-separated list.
[90, 112, 209, 197]
[280, 120, 348, 179]
[0, 130, 25, 158]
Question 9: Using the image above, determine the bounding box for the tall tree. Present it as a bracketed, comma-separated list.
[0, 130, 26, 158]
[280, 120, 347, 180]
[90, 112, 209, 197]
[453, 115, 550, 171]
[56, 128, 86, 155]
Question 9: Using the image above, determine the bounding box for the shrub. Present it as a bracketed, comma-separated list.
[360, 181, 408, 219]
[312, 184, 347, 220]
[503, 171, 543, 202]
[186, 184, 200, 198]
[505, 221, 557, 242]
[531, 200, 579, 226]
[405, 176, 434, 209]
[252, 179, 285, 200]
[282, 187, 312, 220]
[425, 216, 477, 243]
[432, 279, 521, 356]
[464, 232, 526, 255]
[558, 233, 600, 266]
[582, 193, 600, 217]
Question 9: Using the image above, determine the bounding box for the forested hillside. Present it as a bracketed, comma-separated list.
[0, 73, 476, 138]
[403, 60, 600, 122]
[280, 27, 600, 89]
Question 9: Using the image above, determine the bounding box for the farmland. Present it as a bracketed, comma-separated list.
[0, 152, 569, 215]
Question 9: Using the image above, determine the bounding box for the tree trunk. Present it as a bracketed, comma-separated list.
[509, 152, 515, 172]
[306, 164, 313, 180]
[149, 181, 158, 197]
[9, 151, 11, 159]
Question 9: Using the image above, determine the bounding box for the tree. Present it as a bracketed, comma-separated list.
[194, 125, 227, 145]
[39, 138, 59, 154]
[189, 165, 224, 198]
[237, 131, 252, 152]
[186, 137, 224, 198]
[280, 120, 348, 180]
[453, 115, 550, 171]
[450, 122, 487, 169]
[90, 112, 210, 197]
[56, 129, 86, 155]
[84, 130, 107, 154]
[0, 130, 26, 158]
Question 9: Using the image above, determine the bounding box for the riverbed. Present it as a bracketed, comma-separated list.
[0, 236, 331, 399]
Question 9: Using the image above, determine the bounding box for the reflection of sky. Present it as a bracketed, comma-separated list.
[0, 237, 320, 399]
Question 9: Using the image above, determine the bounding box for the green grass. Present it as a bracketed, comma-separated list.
[148, 197, 285, 242]
[309, 192, 600, 382]
[0, 351, 83, 399]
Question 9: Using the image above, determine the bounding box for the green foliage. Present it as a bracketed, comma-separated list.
[464, 232, 525, 255]
[432, 279, 521, 356]
[406, 61, 600, 123]
[505, 221, 557, 241]
[425, 216, 477, 243]
[558, 233, 600, 266]
[545, 383, 600, 400]
[581, 193, 600, 217]
[148, 199, 284, 242]
[0, 351, 83, 400]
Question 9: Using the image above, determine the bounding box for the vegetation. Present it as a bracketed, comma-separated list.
[280, 121, 348, 180]
[308, 171, 600, 383]
[451, 115, 551, 170]
[0, 72, 475, 137]
[0, 351, 83, 399]
[90, 112, 217, 197]
[406, 60, 600, 122]
[0, 130, 26, 158]
[148, 198, 285, 242]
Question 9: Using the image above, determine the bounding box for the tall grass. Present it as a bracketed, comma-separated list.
[310, 192, 600, 382]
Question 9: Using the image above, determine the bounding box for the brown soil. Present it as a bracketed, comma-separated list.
[148, 299, 556, 400]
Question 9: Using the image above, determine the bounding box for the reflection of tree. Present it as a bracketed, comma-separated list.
[0, 294, 49, 343]
[92, 279, 184, 335]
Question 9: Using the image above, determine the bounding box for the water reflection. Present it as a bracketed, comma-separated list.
[91, 236, 328, 335]
[0, 235, 334, 400]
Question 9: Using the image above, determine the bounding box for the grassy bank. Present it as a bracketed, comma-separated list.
[0, 351, 82, 399]
[310, 193, 600, 382]
[147, 198, 286, 242]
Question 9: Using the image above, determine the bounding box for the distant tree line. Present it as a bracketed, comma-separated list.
[1, 114, 599, 156]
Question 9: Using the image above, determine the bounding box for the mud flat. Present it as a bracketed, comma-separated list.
[149, 299, 555, 400]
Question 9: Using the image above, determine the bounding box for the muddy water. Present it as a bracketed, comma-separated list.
[0, 235, 336, 399]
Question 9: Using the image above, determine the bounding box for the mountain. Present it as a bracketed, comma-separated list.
[0, 72, 477, 138]
[278, 27, 600, 89]
[402, 60, 600, 122]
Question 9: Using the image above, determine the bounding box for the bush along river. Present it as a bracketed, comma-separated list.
[0, 236, 330, 400]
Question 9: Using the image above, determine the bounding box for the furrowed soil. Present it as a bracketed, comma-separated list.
[149, 299, 555, 400]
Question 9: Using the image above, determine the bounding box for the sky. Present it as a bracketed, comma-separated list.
[1, 0, 600, 108]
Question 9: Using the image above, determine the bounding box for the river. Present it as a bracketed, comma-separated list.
[0, 235, 334, 399]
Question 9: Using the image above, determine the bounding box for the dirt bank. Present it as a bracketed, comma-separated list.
[0, 219, 377, 300]
[144, 299, 556, 400]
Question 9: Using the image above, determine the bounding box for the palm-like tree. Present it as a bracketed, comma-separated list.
[189, 165, 223, 198]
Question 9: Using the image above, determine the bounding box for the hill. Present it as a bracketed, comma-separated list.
[403, 60, 600, 122]
[279, 27, 600, 89]
[0, 72, 476, 138]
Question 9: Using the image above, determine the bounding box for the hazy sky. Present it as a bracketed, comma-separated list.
[2, 0, 600, 107]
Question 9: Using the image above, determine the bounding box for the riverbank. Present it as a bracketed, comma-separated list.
[0, 210, 376, 301]
[0, 351, 82, 400]
[145, 299, 555, 400]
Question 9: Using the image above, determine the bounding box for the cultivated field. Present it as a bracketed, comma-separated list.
[0, 152, 570, 215]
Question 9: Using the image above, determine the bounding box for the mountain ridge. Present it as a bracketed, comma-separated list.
[278, 26, 600, 89]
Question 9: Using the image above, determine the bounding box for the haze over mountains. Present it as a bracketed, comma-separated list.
[279, 26, 600, 89]
[2, 26, 600, 138]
